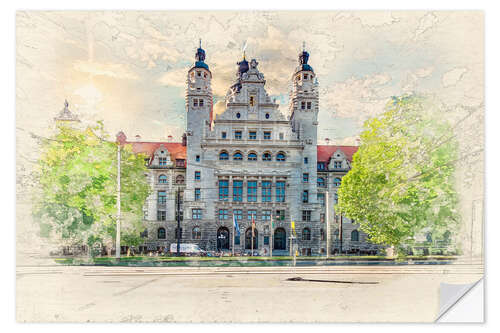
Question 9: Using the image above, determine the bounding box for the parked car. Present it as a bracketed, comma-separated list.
[169, 243, 206, 256]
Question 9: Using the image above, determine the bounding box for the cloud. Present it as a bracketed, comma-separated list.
[442, 67, 468, 88]
[73, 60, 139, 80]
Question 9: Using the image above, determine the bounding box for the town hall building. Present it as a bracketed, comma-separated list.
[116, 43, 379, 255]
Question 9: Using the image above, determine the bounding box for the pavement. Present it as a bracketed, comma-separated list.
[16, 260, 484, 323]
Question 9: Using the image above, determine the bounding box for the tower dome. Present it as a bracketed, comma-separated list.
[296, 43, 314, 73]
[193, 39, 209, 71]
[237, 54, 249, 77]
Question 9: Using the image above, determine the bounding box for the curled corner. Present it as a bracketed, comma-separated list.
[436, 278, 484, 322]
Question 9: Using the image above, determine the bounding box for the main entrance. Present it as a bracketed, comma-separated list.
[245, 228, 258, 249]
[216, 227, 230, 250]
[274, 228, 286, 250]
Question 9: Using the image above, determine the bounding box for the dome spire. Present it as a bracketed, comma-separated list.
[297, 42, 313, 73]
[193, 39, 209, 70]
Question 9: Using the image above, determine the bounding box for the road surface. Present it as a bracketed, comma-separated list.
[16, 260, 483, 323]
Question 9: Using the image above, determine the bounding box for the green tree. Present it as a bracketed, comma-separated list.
[336, 95, 459, 249]
[33, 121, 150, 254]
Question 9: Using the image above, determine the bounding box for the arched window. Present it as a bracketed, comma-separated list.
[333, 177, 342, 187]
[351, 230, 359, 242]
[276, 152, 286, 161]
[158, 174, 167, 184]
[248, 152, 257, 161]
[219, 151, 229, 160]
[262, 152, 272, 161]
[233, 151, 243, 160]
[302, 228, 311, 241]
[317, 177, 325, 187]
[192, 226, 201, 240]
[157, 227, 166, 240]
[175, 175, 184, 184]
[320, 228, 325, 241]
[245, 228, 258, 249]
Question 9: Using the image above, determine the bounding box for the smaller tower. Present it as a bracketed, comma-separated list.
[54, 99, 80, 123]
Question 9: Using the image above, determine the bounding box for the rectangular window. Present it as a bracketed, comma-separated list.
[194, 188, 201, 201]
[263, 131, 271, 140]
[235, 236, 240, 245]
[193, 98, 198, 107]
[175, 159, 185, 167]
[247, 210, 257, 220]
[276, 210, 285, 221]
[318, 193, 325, 206]
[304, 157, 309, 164]
[194, 171, 201, 180]
[262, 210, 271, 221]
[247, 181, 257, 202]
[221, 132, 227, 139]
[302, 210, 311, 222]
[249, 95, 255, 106]
[303, 173, 309, 182]
[320, 213, 325, 223]
[262, 181, 272, 202]
[159, 157, 167, 166]
[276, 181, 286, 202]
[195, 155, 200, 162]
[279, 132, 284, 140]
[264, 236, 269, 245]
[157, 210, 166, 221]
[307, 102, 312, 109]
[218, 209, 228, 220]
[249, 131, 257, 140]
[158, 191, 167, 205]
[233, 180, 243, 202]
[334, 193, 338, 204]
[301, 101, 306, 110]
[192, 209, 202, 220]
[235, 131, 242, 140]
[233, 209, 243, 220]
[302, 190, 309, 203]
[199, 99, 204, 107]
[219, 180, 229, 201]
[304, 74, 308, 80]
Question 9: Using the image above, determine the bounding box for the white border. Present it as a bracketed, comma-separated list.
[4, 0, 499, 332]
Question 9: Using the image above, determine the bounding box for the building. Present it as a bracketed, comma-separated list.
[119, 43, 378, 255]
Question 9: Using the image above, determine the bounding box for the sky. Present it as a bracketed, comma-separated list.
[16, 11, 483, 145]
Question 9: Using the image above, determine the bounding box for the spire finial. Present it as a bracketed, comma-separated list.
[302, 41, 306, 52]
[243, 50, 246, 60]
[64, 99, 69, 108]
[199, 38, 202, 48]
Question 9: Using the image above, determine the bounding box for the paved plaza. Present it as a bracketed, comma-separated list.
[16, 261, 483, 323]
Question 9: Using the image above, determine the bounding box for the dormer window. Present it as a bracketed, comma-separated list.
[334, 161, 342, 169]
[159, 157, 167, 166]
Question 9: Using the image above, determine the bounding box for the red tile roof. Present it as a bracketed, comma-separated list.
[317, 145, 358, 163]
[126, 141, 186, 165]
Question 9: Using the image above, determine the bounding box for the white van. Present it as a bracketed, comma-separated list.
[169, 243, 206, 256]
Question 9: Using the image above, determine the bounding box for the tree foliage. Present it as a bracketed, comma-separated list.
[336, 95, 459, 247]
[33, 121, 151, 250]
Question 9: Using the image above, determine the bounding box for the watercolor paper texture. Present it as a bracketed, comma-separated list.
[16, 11, 484, 322]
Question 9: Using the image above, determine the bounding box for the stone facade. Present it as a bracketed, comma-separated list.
[127, 44, 379, 255]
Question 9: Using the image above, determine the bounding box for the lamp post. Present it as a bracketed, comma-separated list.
[326, 191, 330, 258]
[115, 139, 121, 260]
